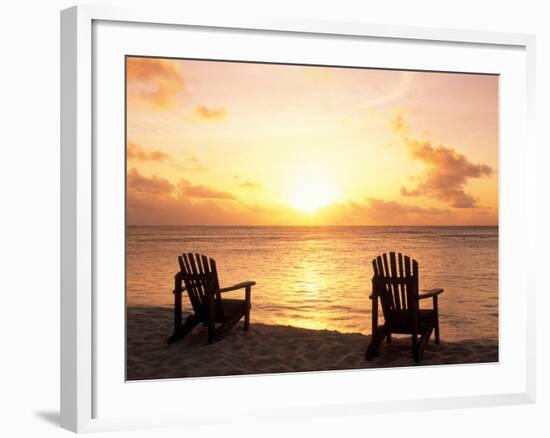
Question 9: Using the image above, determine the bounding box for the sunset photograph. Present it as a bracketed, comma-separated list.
[125, 56, 499, 380]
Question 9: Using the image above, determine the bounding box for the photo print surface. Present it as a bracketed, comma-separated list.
[126, 56, 498, 380]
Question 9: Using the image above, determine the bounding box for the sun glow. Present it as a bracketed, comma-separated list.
[287, 171, 338, 213]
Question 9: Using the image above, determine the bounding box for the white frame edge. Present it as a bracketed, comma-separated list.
[60, 4, 537, 433]
[61, 5, 93, 433]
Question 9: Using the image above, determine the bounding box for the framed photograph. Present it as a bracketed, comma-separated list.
[61, 5, 536, 433]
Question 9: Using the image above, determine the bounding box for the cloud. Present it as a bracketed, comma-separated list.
[315, 197, 450, 225]
[127, 142, 169, 161]
[233, 175, 261, 189]
[177, 179, 236, 200]
[127, 188, 268, 226]
[125, 170, 304, 225]
[239, 180, 261, 189]
[126, 168, 494, 226]
[172, 154, 207, 172]
[127, 168, 234, 201]
[390, 113, 407, 134]
[127, 192, 238, 226]
[352, 197, 449, 222]
[401, 138, 493, 208]
[195, 105, 227, 120]
[127, 189, 496, 225]
[127, 168, 174, 195]
[127, 141, 206, 172]
[126, 57, 184, 108]
[125, 171, 495, 226]
[391, 113, 493, 208]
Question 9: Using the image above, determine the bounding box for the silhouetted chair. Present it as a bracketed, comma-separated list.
[168, 253, 255, 344]
[365, 252, 443, 363]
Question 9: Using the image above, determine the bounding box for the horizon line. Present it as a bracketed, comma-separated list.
[126, 224, 499, 228]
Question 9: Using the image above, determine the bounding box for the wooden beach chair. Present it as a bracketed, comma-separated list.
[168, 253, 255, 344]
[365, 252, 443, 363]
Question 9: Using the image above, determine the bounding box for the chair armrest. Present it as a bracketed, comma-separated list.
[173, 274, 186, 294]
[219, 281, 256, 293]
[418, 288, 444, 300]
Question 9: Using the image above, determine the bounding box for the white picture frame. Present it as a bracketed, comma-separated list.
[60, 4, 536, 433]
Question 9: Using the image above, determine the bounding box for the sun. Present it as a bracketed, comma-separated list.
[288, 175, 337, 213]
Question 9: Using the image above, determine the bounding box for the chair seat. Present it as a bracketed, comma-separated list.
[387, 309, 435, 334]
[215, 298, 246, 322]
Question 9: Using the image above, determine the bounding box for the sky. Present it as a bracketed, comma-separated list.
[126, 56, 498, 226]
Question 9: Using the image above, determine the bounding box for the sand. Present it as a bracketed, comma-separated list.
[127, 306, 499, 381]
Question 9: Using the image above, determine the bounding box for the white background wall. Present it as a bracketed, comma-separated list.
[0, 0, 547, 436]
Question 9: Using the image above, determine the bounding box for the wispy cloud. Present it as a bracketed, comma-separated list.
[125, 170, 493, 226]
[127, 168, 234, 201]
[351, 197, 449, 222]
[177, 179, 236, 200]
[315, 197, 450, 225]
[127, 168, 174, 195]
[127, 141, 206, 172]
[239, 181, 261, 189]
[195, 105, 227, 120]
[233, 175, 261, 189]
[126, 57, 184, 108]
[127, 142, 169, 161]
[391, 113, 493, 208]
[172, 154, 207, 173]
[390, 112, 407, 134]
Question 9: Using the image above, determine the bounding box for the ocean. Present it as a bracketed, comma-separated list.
[126, 226, 498, 342]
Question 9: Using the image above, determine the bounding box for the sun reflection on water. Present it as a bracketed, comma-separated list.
[126, 226, 499, 340]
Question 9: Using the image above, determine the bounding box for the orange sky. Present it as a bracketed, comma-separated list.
[126, 57, 498, 226]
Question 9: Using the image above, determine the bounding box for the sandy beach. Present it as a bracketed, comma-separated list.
[127, 306, 498, 380]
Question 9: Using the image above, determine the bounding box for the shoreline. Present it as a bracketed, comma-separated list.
[127, 306, 499, 381]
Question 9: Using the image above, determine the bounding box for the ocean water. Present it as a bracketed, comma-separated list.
[127, 226, 498, 341]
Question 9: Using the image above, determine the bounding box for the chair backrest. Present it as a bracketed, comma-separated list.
[372, 252, 419, 333]
[177, 253, 221, 317]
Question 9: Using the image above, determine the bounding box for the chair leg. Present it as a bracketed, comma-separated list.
[244, 286, 251, 331]
[170, 277, 183, 343]
[167, 315, 199, 344]
[411, 333, 419, 362]
[433, 296, 440, 344]
[386, 333, 392, 343]
[366, 326, 387, 360]
[207, 294, 216, 344]
[414, 327, 434, 363]
[208, 322, 215, 344]
[213, 312, 243, 342]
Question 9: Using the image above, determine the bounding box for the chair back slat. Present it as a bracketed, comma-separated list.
[404, 254, 412, 330]
[188, 253, 205, 307]
[372, 258, 381, 277]
[180, 253, 197, 311]
[178, 253, 219, 317]
[398, 253, 406, 316]
[389, 252, 401, 311]
[410, 259, 419, 334]
[202, 254, 223, 318]
[374, 255, 390, 324]
[372, 252, 419, 333]
[381, 253, 391, 308]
